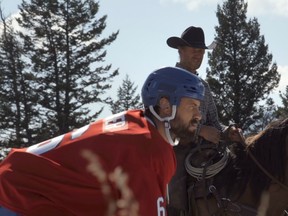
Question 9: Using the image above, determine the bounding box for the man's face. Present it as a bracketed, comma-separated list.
[179, 46, 205, 72]
[170, 97, 201, 140]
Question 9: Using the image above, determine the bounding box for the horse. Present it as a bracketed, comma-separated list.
[184, 118, 288, 216]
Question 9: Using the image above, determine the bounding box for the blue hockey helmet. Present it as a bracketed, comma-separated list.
[141, 66, 205, 107]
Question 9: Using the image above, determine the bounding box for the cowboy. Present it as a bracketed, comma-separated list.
[166, 26, 241, 216]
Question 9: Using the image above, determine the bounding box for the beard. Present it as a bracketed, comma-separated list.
[170, 117, 199, 141]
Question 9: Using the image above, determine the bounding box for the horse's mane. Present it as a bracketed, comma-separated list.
[245, 118, 288, 201]
[215, 118, 288, 204]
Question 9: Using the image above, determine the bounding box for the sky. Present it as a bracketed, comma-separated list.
[1, 0, 288, 119]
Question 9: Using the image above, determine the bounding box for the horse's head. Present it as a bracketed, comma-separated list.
[245, 118, 288, 215]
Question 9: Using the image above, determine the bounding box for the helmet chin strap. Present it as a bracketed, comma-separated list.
[149, 105, 179, 146]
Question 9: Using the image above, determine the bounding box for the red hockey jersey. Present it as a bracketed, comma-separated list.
[0, 110, 176, 216]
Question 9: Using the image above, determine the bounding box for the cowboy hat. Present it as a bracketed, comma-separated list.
[167, 26, 208, 49]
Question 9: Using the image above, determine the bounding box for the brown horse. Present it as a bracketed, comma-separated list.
[185, 118, 288, 216]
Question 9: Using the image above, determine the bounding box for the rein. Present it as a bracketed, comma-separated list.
[237, 130, 288, 191]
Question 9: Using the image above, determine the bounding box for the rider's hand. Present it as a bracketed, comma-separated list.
[199, 125, 221, 144]
[226, 126, 243, 143]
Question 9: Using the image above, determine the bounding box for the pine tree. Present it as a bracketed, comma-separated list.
[16, 0, 119, 138]
[248, 98, 277, 133]
[0, 8, 40, 147]
[206, 0, 280, 130]
[109, 74, 143, 114]
[276, 85, 288, 119]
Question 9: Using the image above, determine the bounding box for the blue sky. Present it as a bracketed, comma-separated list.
[1, 0, 288, 118]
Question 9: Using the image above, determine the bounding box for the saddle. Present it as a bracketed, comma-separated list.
[167, 130, 238, 216]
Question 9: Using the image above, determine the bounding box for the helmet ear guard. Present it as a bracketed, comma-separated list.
[148, 104, 178, 145]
